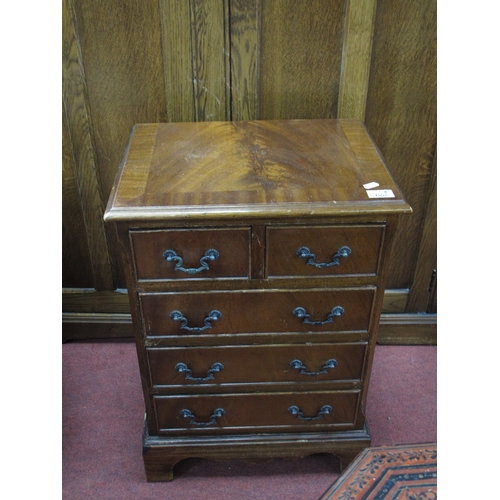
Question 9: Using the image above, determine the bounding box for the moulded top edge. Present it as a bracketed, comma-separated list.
[103, 199, 412, 222]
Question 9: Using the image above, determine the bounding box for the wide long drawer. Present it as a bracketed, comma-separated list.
[266, 225, 384, 277]
[153, 390, 359, 435]
[139, 288, 374, 336]
[130, 228, 251, 280]
[147, 342, 367, 387]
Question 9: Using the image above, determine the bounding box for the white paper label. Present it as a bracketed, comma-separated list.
[363, 182, 380, 190]
[366, 189, 395, 198]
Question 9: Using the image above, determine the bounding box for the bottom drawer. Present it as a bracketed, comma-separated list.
[153, 391, 359, 435]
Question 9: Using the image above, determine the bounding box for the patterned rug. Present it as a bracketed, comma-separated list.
[318, 443, 437, 499]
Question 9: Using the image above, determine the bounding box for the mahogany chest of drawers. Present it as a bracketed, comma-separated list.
[104, 119, 411, 481]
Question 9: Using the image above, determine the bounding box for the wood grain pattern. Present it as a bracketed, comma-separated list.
[159, 0, 195, 122]
[71, 0, 168, 201]
[382, 289, 409, 313]
[62, 289, 130, 313]
[406, 150, 437, 312]
[365, 0, 436, 289]
[258, 0, 345, 119]
[191, 0, 229, 121]
[230, 0, 259, 120]
[70, 0, 169, 289]
[62, 102, 94, 288]
[104, 120, 410, 221]
[338, 0, 377, 120]
[63, 0, 114, 291]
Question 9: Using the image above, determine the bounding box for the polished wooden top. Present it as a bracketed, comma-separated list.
[104, 119, 411, 221]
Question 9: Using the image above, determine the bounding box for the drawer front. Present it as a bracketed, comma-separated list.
[131, 228, 250, 280]
[140, 288, 374, 336]
[153, 391, 359, 435]
[148, 342, 367, 387]
[266, 225, 384, 277]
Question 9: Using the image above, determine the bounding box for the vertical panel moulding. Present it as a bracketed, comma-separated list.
[364, 0, 436, 288]
[63, 0, 114, 291]
[159, 0, 196, 122]
[406, 150, 437, 313]
[62, 101, 94, 288]
[191, 0, 229, 121]
[338, 0, 377, 120]
[229, 0, 259, 121]
[223, 0, 232, 119]
[71, 0, 168, 198]
[258, 0, 344, 120]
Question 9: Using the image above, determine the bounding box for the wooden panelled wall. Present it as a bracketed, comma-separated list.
[62, 0, 436, 343]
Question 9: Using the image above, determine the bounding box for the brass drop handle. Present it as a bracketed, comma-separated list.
[180, 408, 225, 426]
[288, 405, 332, 421]
[170, 309, 222, 333]
[175, 362, 224, 383]
[290, 358, 338, 376]
[163, 248, 219, 274]
[296, 245, 351, 268]
[293, 306, 344, 326]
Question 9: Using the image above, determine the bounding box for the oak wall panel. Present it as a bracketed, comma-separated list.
[160, 0, 230, 123]
[71, 0, 168, 199]
[365, 0, 437, 290]
[70, 0, 169, 288]
[159, 0, 195, 123]
[229, 0, 259, 121]
[406, 151, 437, 313]
[337, 0, 377, 120]
[63, 0, 437, 342]
[62, 103, 93, 288]
[258, 0, 346, 120]
[190, 0, 230, 121]
[63, 0, 114, 291]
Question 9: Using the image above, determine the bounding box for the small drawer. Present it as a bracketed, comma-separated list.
[130, 228, 250, 280]
[266, 225, 384, 277]
[153, 390, 359, 435]
[148, 342, 367, 387]
[139, 288, 374, 336]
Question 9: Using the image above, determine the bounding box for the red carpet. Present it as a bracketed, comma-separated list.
[62, 343, 436, 499]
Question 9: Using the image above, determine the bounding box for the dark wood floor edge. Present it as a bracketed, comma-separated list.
[62, 312, 437, 345]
